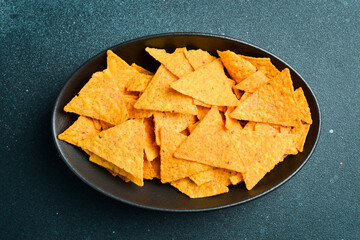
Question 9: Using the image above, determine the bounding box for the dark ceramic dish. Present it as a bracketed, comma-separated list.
[52, 33, 321, 212]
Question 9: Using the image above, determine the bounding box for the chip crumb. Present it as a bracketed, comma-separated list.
[340, 162, 343, 165]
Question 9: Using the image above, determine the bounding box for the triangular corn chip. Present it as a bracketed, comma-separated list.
[294, 87, 312, 124]
[143, 117, 159, 161]
[153, 111, 197, 145]
[170, 178, 229, 198]
[145, 47, 193, 78]
[224, 107, 243, 134]
[189, 168, 242, 186]
[230, 68, 300, 126]
[89, 154, 143, 186]
[235, 70, 270, 93]
[134, 64, 198, 114]
[81, 120, 145, 181]
[231, 131, 295, 190]
[174, 107, 245, 173]
[143, 157, 160, 180]
[64, 71, 129, 125]
[160, 128, 212, 183]
[240, 55, 280, 80]
[217, 50, 256, 83]
[126, 64, 154, 92]
[131, 63, 153, 75]
[184, 49, 216, 70]
[291, 123, 311, 152]
[171, 59, 238, 106]
[58, 116, 101, 147]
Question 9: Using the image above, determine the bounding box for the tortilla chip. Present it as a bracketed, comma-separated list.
[230, 68, 300, 126]
[291, 123, 311, 152]
[170, 178, 229, 198]
[171, 59, 238, 106]
[107, 50, 133, 73]
[124, 96, 153, 119]
[145, 47, 193, 78]
[134, 64, 198, 114]
[229, 173, 244, 185]
[160, 128, 212, 183]
[81, 120, 145, 181]
[174, 107, 245, 173]
[184, 49, 216, 70]
[224, 107, 243, 134]
[235, 70, 270, 93]
[153, 111, 197, 145]
[64, 70, 129, 125]
[254, 122, 279, 134]
[240, 55, 280, 80]
[143, 156, 160, 180]
[131, 63, 153, 75]
[58, 116, 101, 147]
[143, 117, 159, 161]
[189, 168, 242, 186]
[126, 72, 153, 92]
[89, 154, 143, 186]
[295, 87, 312, 124]
[217, 50, 256, 83]
[231, 130, 295, 190]
[193, 99, 212, 108]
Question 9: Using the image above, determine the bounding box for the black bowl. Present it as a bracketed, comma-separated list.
[52, 33, 321, 212]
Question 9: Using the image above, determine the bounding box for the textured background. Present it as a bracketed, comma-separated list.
[1, 0, 359, 239]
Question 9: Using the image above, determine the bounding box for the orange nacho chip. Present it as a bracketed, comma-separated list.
[170, 178, 229, 198]
[240, 55, 280, 80]
[230, 68, 300, 126]
[291, 123, 311, 152]
[81, 120, 145, 181]
[189, 168, 242, 186]
[184, 49, 216, 70]
[170, 59, 238, 106]
[174, 107, 246, 173]
[217, 50, 256, 83]
[89, 154, 143, 186]
[124, 95, 153, 119]
[143, 117, 160, 161]
[131, 63, 153, 75]
[134, 64, 198, 115]
[160, 128, 212, 183]
[126, 63, 154, 92]
[235, 70, 270, 93]
[231, 130, 295, 190]
[224, 107, 243, 134]
[143, 157, 160, 180]
[153, 111, 197, 145]
[64, 70, 129, 125]
[145, 47, 193, 78]
[295, 87, 312, 124]
[58, 116, 101, 147]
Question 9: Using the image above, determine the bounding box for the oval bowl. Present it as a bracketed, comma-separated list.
[52, 33, 321, 212]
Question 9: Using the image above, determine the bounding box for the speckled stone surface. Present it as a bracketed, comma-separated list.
[1, 1, 359, 239]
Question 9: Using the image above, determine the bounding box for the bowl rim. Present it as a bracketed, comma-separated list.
[52, 32, 321, 212]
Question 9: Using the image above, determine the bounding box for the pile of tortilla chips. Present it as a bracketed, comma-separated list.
[58, 47, 312, 198]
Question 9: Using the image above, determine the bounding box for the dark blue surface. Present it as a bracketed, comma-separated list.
[1, 1, 359, 239]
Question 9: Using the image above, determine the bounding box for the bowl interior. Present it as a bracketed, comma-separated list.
[52, 33, 320, 212]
